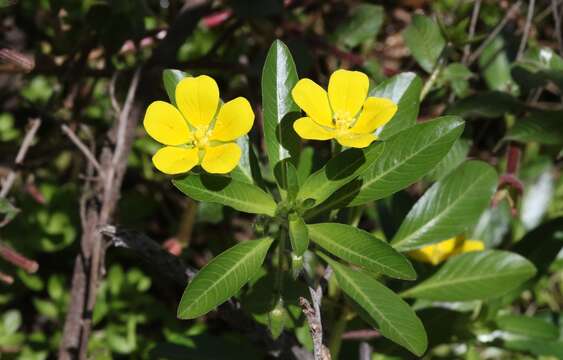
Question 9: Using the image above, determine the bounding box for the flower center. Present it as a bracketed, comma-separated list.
[333, 111, 353, 135]
[193, 126, 210, 149]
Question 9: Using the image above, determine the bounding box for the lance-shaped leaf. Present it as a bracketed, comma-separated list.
[306, 116, 464, 218]
[163, 69, 189, 106]
[401, 250, 536, 301]
[424, 138, 470, 181]
[261, 40, 300, 173]
[496, 314, 559, 340]
[298, 142, 384, 208]
[369, 72, 423, 139]
[391, 161, 498, 251]
[173, 174, 277, 216]
[178, 237, 274, 319]
[308, 223, 415, 280]
[321, 255, 427, 356]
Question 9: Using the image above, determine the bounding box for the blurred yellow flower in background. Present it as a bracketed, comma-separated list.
[291, 69, 397, 148]
[143, 75, 254, 175]
[409, 235, 485, 265]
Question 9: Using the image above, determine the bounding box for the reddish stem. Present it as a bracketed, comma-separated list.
[0, 271, 14, 285]
[506, 143, 521, 175]
[0, 243, 38, 273]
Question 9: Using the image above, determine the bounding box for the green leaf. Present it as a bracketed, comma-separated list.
[298, 142, 384, 208]
[0, 198, 19, 227]
[447, 91, 525, 118]
[289, 213, 309, 256]
[307, 116, 464, 217]
[308, 223, 415, 280]
[505, 111, 563, 145]
[296, 147, 314, 185]
[232, 135, 265, 187]
[334, 4, 384, 48]
[162, 69, 188, 106]
[496, 314, 559, 340]
[321, 255, 427, 356]
[261, 40, 300, 173]
[369, 72, 423, 139]
[504, 338, 563, 359]
[424, 138, 470, 181]
[2, 310, 21, 334]
[442, 63, 472, 97]
[478, 36, 517, 92]
[177, 237, 274, 319]
[513, 47, 563, 90]
[391, 161, 498, 251]
[401, 250, 536, 301]
[173, 174, 277, 216]
[403, 15, 446, 73]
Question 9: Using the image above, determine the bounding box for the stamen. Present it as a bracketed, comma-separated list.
[193, 126, 210, 149]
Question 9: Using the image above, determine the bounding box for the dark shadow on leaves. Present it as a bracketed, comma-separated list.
[276, 111, 301, 159]
[325, 148, 367, 181]
[200, 174, 232, 191]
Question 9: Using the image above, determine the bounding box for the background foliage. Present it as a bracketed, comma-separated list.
[0, 0, 562, 359]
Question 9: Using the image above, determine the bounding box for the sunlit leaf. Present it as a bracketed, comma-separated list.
[321, 255, 427, 356]
[173, 174, 277, 216]
[308, 223, 415, 280]
[401, 250, 536, 301]
[392, 161, 498, 251]
[178, 237, 274, 319]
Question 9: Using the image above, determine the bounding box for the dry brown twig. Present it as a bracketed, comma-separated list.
[299, 296, 331, 360]
[0, 118, 41, 285]
[0, 118, 41, 198]
[58, 67, 142, 360]
[552, 0, 563, 55]
[467, 1, 523, 65]
[517, 0, 536, 60]
[358, 342, 373, 360]
[299, 266, 333, 360]
[462, 0, 482, 65]
[61, 124, 104, 176]
[0, 48, 35, 73]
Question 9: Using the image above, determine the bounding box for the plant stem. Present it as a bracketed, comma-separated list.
[420, 59, 444, 102]
[274, 227, 288, 306]
[331, 141, 342, 157]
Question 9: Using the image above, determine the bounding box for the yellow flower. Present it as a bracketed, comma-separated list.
[408, 235, 485, 266]
[291, 69, 398, 148]
[143, 75, 254, 175]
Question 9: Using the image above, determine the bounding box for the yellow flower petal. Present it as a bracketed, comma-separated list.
[210, 97, 254, 141]
[292, 79, 333, 128]
[293, 117, 334, 140]
[351, 97, 398, 134]
[335, 132, 376, 148]
[459, 240, 485, 253]
[201, 143, 241, 174]
[176, 75, 220, 127]
[409, 238, 456, 265]
[152, 146, 199, 175]
[143, 101, 192, 145]
[328, 69, 369, 118]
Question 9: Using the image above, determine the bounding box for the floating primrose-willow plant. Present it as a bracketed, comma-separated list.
[142, 40, 537, 357]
